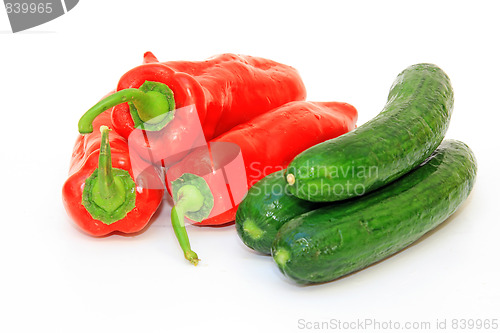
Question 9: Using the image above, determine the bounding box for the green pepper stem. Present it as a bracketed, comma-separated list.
[78, 83, 172, 134]
[98, 126, 117, 198]
[171, 184, 206, 265]
[81, 126, 137, 224]
[88, 126, 128, 214]
[171, 206, 199, 265]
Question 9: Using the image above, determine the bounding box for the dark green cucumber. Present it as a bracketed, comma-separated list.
[285, 63, 454, 202]
[272, 140, 477, 284]
[235, 170, 324, 254]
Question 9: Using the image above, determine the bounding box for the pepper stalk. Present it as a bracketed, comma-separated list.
[170, 173, 215, 265]
[81, 126, 136, 224]
[78, 81, 175, 134]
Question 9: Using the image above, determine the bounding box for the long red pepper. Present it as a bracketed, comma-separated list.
[77, 52, 307, 166]
[62, 109, 164, 236]
[165, 101, 358, 263]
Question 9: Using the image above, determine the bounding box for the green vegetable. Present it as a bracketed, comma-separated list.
[285, 63, 454, 202]
[273, 140, 477, 284]
[235, 170, 324, 254]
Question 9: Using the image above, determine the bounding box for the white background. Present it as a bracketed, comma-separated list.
[1, 1, 499, 332]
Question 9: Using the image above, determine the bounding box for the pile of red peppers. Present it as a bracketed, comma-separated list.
[62, 52, 358, 264]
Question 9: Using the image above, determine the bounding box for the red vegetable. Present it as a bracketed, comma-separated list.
[165, 101, 358, 263]
[62, 109, 164, 236]
[78, 52, 307, 147]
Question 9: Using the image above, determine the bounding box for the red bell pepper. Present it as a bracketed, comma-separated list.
[165, 101, 358, 264]
[77, 52, 307, 165]
[62, 109, 164, 236]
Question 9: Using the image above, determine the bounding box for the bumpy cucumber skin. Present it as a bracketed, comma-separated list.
[272, 140, 477, 284]
[235, 170, 324, 254]
[286, 64, 454, 202]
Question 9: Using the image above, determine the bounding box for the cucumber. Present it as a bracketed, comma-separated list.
[272, 140, 477, 284]
[235, 170, 324, 254]
[285, 63, 454, 202]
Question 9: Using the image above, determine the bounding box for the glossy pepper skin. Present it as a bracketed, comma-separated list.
[166, 101, 358, 226]
[63, 109, 164, 236]
[111, 52, 307, 139]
